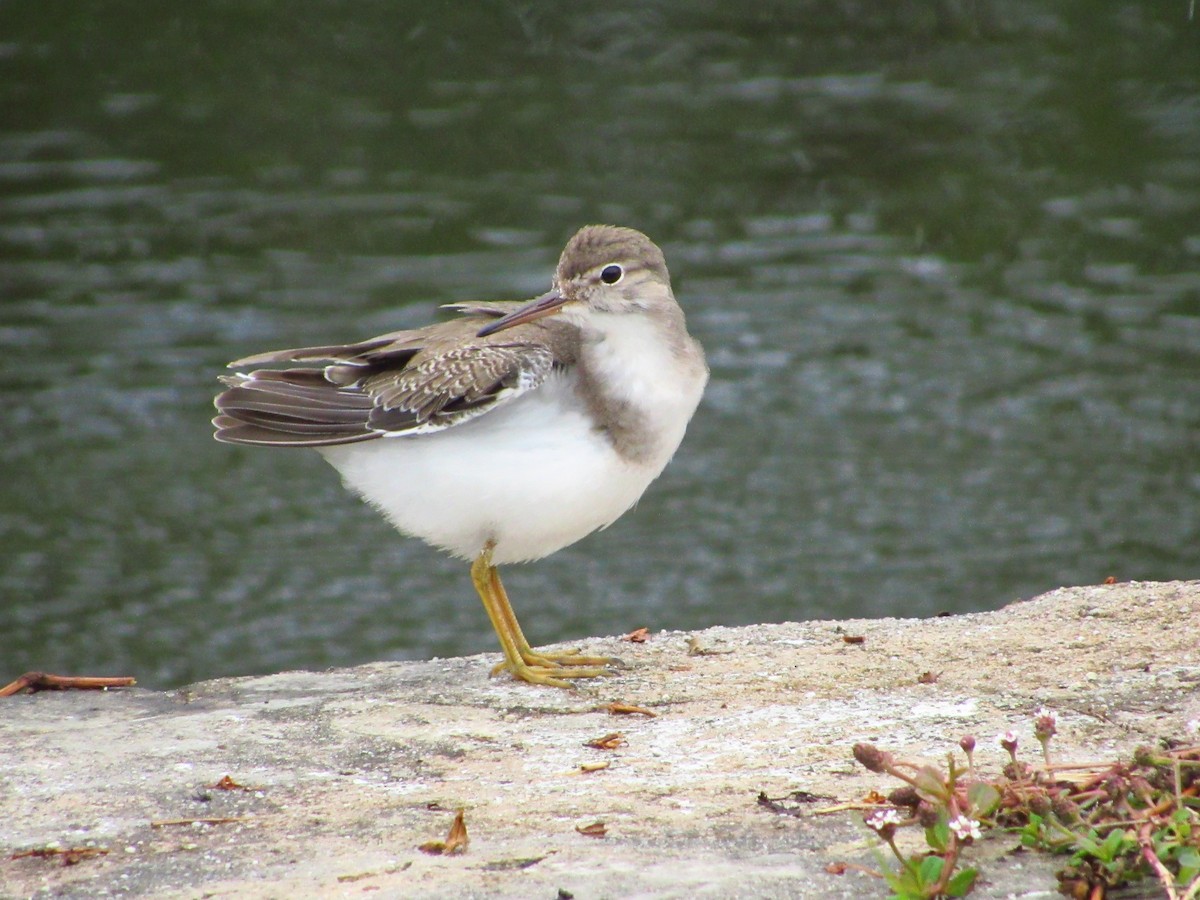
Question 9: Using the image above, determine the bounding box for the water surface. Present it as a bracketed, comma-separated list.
[1, 2, 1197, 686]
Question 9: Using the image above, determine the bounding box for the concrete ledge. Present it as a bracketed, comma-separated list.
[3, 580, 1198, 898]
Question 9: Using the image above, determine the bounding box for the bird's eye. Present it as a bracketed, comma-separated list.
[599, 264, 623, 285]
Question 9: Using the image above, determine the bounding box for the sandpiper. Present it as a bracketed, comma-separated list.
[214, 225, 708, 688]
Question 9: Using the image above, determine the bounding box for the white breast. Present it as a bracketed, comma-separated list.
[319, 307, 707, 566]
[318, 371, 670, 564]
[578, 310, 708, 471]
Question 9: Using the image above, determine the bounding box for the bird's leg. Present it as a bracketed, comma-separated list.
[470, 544, 525, 672]
[470, 543, 610, 688]
[487, 565, 617, 671]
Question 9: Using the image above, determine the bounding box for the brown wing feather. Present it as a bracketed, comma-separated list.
[213, 309, 574, 449]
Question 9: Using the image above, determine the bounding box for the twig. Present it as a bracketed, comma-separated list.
[150, 817, 246, 828]
[812, 801, 891, 814]
[829, 860, 885, 879]
[1138, 821, 1180, 900]
[1041, 761, 1119, 772]
[0, 672, 136, 697]
[928, 836, 963, 897]
[11, 846, 109, 864]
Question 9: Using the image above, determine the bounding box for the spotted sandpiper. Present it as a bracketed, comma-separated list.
[214, 225, 708, 688]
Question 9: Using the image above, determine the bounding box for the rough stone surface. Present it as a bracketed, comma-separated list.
[2, 580, 1197, 899]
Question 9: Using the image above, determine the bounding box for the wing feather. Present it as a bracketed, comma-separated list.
[214, 309, 571, 448]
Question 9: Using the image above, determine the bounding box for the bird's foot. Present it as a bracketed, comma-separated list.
[489, 645, 623, 675]
[523, 647, 625, 669]
[491, 659, 613, 690]
[490, 647, 622, 688]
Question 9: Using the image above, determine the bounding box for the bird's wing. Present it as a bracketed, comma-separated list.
[213, 309, 571, 448]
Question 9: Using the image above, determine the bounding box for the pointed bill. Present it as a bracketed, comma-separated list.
[476, 289, 569, 337]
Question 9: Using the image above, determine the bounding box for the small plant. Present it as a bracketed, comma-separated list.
[853, 741, 993, 898]
[849, 710, 1200, 898]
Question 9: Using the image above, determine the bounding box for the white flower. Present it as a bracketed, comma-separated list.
[1035, 707, 1057, 725]
[949, 815, 982, 842]
[997, 730, 1018, 747]
[866, 809, 904, 833]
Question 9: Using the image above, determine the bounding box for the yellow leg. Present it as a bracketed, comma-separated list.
[469, 547, 524, 673]
[488, 566, 616, 670]
[470, 543, 613, 689]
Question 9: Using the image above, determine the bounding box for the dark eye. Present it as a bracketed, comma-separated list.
[599, 264, 623, 285]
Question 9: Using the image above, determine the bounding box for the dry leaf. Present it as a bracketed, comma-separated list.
[622, 627, 650, 643]
[579, 761, 610, 774]
[337, 862, 412, 882]
[1103, 575, 1116, 584]
[862, 790, 888, 805]
[480, 855, 551, 872]
[419, 808, 468, 855]
[212, 775, 247, 791]
[584, 732, 626, 750]
[444, 809, 468, 853]
[575, 821, 607, 838]
[841, 634, 866, 645]
[604, 702, 657, 718]
[757, 789, 835, 817]
[826, 861, 849, 875]
[917, 671, 941, 685]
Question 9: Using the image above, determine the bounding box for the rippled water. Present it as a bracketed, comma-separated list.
[2, 3, 1197, 687]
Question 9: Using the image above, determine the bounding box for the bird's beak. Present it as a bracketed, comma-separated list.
[476, 289, 570, 337]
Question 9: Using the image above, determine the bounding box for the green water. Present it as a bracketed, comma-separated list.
[1, 2, 1197, 687]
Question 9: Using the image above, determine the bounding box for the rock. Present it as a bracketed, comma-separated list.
[2, 580, 1197, 898]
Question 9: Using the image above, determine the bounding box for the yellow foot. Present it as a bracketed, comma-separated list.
[490, 658, 616, 689]
[489, 647, 622, 675]
[522, 647, 624, 669]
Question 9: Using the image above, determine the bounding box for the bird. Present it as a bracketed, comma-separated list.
[213, 225, 708, 688]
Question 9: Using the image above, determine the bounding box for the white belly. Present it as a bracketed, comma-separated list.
[317, 373, 672, 564]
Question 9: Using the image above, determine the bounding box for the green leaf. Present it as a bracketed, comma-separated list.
[875, 846, 922, 896]
[1071, 829, 1103, 858]
[1097, 828, 1129, 862]
[913, 766, 948, 801]
[946, 866, 978, 897]
[967, 782, 1001, 817]
[918, 854, 945, 886]
[1176, 847, 1200, 869]
[926, 820, 950, 852]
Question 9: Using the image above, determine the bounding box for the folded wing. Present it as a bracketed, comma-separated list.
[213, 307, 565, 447]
